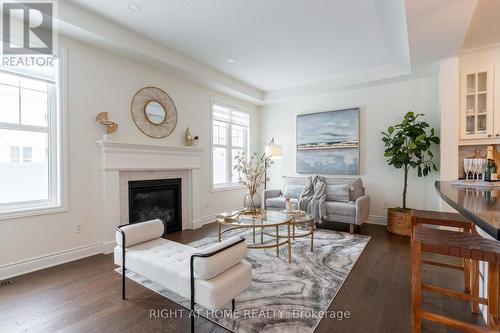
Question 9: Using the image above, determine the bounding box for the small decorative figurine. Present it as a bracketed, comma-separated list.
[95, 112, 118, 136]
[185, 127, 199, 146]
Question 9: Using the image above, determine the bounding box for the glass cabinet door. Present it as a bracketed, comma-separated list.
[460, 68, 494, 140]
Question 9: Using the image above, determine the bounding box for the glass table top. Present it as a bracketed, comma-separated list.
[216, 209, 313, 227]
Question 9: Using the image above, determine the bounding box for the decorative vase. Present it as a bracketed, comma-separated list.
[386, 208, 412, 236]
[243, 191, 261, 213]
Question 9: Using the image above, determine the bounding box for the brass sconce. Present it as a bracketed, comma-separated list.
[95, 112, 118, 134]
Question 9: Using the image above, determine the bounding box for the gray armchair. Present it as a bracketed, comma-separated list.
[263, 176, 371, 233]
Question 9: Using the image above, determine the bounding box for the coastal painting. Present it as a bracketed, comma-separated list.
[296, 108, 359, 175]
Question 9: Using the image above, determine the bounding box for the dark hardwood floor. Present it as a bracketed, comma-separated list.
[0, 223, 485, 333]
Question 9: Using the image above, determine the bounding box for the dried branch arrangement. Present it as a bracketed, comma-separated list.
[233, 152, 273, 210]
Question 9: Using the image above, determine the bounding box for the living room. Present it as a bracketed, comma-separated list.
[1, 0, 500, 332]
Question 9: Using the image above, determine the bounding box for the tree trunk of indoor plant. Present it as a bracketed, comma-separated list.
[402, 165, 408, 210]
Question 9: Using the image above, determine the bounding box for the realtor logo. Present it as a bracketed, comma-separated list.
[2, 2, 53, 54]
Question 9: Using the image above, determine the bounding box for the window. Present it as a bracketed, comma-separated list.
[9, 146, 20, 162]
[0, 64, 63, 217]
[212, 101, 250, 189]
[23, 147, 32, 162]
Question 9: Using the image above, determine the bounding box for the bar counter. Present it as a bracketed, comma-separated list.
[435, 181, 500, 240]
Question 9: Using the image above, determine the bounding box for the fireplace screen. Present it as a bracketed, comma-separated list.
[128, 178, 182, 234]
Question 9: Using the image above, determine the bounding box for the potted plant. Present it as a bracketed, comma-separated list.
[381, 112, 440, 236]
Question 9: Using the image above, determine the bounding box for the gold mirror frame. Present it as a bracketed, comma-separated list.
[131, 87, 177, 138]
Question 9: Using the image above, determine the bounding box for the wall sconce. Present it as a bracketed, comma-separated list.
[185, 127, 199, 146]
[95, 112, 118, 134]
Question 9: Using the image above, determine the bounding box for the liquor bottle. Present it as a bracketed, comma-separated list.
[485, 163, 492, 181]
[487, 146, 497, 181]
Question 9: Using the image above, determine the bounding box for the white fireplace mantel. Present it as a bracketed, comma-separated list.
[96, 140, 203, 170]
[96, 140, 203, 253]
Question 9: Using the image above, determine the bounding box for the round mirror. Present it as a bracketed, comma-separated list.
[145, 101, 166, 124]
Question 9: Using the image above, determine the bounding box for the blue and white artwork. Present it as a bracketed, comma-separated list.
[296, 108, 359, 175]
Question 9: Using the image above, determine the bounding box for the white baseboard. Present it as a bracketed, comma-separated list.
[101, 240, 116, 254]
[191, 214, 217, 229]
[366, 215, 387, 225]
[0, 242, 102, 281]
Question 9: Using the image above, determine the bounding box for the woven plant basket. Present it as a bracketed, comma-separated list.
[386, 208, 412, 236]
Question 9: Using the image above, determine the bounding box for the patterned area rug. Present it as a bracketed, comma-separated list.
[118, 227, 370, 333]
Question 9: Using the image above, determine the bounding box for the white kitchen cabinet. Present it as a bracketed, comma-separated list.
[460, 67, 494, 140]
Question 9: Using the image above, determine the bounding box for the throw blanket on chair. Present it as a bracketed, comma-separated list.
[298, 176, 327, 223]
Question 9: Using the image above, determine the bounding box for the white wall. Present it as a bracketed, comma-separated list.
[0, 36, 258, 272]
[438, 57, 460, 211]
[259, 76, 441, 220]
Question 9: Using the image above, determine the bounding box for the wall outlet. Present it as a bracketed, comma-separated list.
[204, 201, 209, 208]
[382, 201, 390, 209]
[75, 221, 83, 234]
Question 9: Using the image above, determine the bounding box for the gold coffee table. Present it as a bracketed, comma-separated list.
[215, 210, 314, 263]
[264, 211, 315, 252]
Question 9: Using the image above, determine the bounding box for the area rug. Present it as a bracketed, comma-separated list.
[118, 227, 370, 333]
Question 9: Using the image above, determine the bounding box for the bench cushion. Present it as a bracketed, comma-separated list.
[115, 219, 164, 247]
[194, 237, 247, 279]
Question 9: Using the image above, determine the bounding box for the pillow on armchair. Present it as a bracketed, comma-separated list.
[325, 184, 350, 203]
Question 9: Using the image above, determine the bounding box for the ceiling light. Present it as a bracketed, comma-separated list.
[128, 2, 141, 12]
[226, 59, 236, 63]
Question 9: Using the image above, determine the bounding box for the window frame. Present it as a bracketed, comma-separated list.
[0, 50, 67, 220]
[211, 99, 250, 191]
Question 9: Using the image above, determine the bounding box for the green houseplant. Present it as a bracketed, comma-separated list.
[381, 112, 439, 235]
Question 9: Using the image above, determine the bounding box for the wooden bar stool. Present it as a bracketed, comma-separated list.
[411, 225, 500, 332]
[411, 209, 479, 312]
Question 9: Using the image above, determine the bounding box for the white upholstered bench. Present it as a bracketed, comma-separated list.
[114, 219, 252, 330]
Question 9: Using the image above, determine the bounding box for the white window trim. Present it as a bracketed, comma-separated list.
[0, 48, 68, 220]
[211, 98, 250, 192]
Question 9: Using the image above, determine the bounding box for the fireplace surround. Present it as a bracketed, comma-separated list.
[128, 178, 182, 235]
[97, 140, 202, 253]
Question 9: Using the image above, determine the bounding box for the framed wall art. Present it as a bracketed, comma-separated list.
[296, 107, 360, 175]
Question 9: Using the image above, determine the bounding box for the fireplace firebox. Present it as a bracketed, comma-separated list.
[128, 178, 182, 235]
